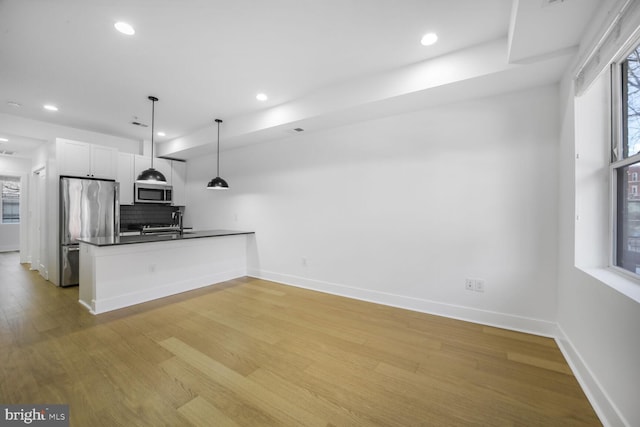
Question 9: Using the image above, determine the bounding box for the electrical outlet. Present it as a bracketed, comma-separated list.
[465, 278, 485, 292]
[465, 278, 474, 290]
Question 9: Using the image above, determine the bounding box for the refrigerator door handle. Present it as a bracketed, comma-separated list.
[114, 181, 120, 238]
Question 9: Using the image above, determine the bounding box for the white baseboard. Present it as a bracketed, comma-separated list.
[78, 299, 94, 314]
[248, 269, 557, 338]
[555, 326, 628, 427]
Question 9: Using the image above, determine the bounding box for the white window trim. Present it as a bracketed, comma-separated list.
[605, 37, 640, 300]
[583, 267, 640, 303]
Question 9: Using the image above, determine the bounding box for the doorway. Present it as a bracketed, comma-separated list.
[28, 168, 47, 279]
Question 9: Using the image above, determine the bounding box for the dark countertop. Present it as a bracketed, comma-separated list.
[77, 230, 254, 247]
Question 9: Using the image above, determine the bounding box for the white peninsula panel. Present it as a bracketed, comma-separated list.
[79, 233, 249, 314]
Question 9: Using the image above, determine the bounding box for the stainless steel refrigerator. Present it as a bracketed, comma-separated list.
[59, 177, 119, 287]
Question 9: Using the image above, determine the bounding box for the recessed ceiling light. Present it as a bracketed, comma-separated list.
[256, 93, 268, 101]
[157, 131, 166, 137]
[421, 32, 438, 46]
[114, 21, 135, 35]
[0, 138, 8, 142]
[43, 104, 59, 111]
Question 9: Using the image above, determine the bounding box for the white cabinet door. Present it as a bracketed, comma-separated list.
[171, 160, 187, 206]
[57, 139, 116, 179]
[117, 153, 134, 205]
[58, 139, 91, 177]
[155, 158, 172, 185]
[90, 145, 117, 179]
[134, 155, 151, 180]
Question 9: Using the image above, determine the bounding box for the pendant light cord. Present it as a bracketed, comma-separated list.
[150, 97, 156, 169]
[215, 119, 223, 176]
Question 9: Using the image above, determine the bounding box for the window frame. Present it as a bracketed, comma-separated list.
[0, 176, 21, 225]
[610, 40, 640, 280]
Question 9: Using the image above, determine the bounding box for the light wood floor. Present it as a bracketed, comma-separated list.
[0, 252, 600, 426]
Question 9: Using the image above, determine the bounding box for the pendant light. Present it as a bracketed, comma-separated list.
[136, 96, 167, 183]
[206, 118, 229, 190]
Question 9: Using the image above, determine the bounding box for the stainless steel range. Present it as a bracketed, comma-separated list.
[140, 224, 182, 235]
[125, 209, 184, 235]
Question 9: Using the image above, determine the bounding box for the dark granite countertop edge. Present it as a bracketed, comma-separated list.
[77, 230, 255, 247]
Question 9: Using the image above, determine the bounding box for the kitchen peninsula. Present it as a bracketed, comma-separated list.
[77, 230, 254, 314]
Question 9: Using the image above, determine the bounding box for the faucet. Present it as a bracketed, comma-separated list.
[172, 210, 184, 235]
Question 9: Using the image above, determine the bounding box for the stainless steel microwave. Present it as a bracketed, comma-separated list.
[134, 182, 173, 204]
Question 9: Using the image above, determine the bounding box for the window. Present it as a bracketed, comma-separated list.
[612, 42, 640, 275]
[0, 176, 20, 224]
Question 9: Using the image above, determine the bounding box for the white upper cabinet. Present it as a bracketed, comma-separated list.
[172, 160, 186, 206]
[91, 145, 118, 179]
[57, 139, 117, 179]
[133, 155, 151, 179]
[58, 139, 90, 176]
[117, 152, 135, 205]
[155, 158, 172, 186]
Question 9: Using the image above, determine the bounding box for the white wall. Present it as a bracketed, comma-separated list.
[0, 155, 29, 173]
[0, 156, 31, 254]
[186, 84, 561, 334]
[555, 69, 640, 426]
[0, 223, 19, 252]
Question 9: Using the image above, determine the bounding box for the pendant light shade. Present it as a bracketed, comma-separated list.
[136, 96, 167, 183]
[137, 168, 167, 182]
[206, 118, 229, 190]
[207, 176, 229, 189]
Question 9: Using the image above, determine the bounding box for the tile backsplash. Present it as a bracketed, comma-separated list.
[120, 204, 180, 230]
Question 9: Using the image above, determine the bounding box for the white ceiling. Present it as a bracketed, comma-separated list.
[0, 0, 602, 159]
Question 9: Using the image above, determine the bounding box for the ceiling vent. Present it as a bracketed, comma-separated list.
[131, 116, 148, 127]
[284, 127, 306, 136]
[0, 150, 15, 156]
